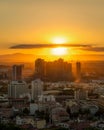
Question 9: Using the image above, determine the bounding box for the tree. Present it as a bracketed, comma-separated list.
[35, 110, 45, 119]
[23, 108, 30, 115]
[66, 106, 70, 115]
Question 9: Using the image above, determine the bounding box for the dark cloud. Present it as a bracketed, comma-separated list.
[10, 43, 104, 52]
[10, 43, 91, 49]
[83, 47, 104, 52]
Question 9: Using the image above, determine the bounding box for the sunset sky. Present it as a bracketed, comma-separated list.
[0, 0, 104, 61]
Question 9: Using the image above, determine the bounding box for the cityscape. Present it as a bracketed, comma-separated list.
[0, 0, 104, 130]
[0, 59, 104, 130]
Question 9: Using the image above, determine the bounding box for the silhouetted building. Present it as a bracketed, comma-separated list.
[12, 65, 23, 81]
[76, 62, 81, 81]
[35, 58, 73, 81]
[35, 59, 46, 80]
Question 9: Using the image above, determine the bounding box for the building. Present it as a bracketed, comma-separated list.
[82, 104, 99, 115]
[12, 65, 23, 81]
[74, 88, 88, 100]
[65, 100, 79, 114]
[8, 97, 28, 106]
[16, 116, 46, 129]
[38, 95, 57, 111]
[16, 116, 35, 127]
[38, 95, 56, 102]
[35, 58, 73, 81]
[35, 119, 46, 129]
[51, 107, 69, 124]
[46, 59, 73, 81]
[35, 59, 45, 80]
[8, 81, 29, 98]
[31, 79, 43, 100]
[30, 103, 38, 115]
[76, 62, 81, 81]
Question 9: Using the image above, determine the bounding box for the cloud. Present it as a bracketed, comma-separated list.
[83, 47, 104, 52]
[10, 43, 91, 49]
[10, 43, 104, 52]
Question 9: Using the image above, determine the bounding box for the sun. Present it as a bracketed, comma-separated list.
[52, 37, 67, 44]
[51, 47, 68, 56]
[50, 36, 68, 55]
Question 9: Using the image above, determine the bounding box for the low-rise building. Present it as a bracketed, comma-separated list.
[51, 107, 69, 124]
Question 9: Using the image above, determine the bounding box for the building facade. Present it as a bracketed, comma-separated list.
[31, 79, 43, 100]
[12, 65, 23, 81]
[8, 81, 29, 98]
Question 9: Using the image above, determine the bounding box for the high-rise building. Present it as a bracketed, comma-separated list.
[35, 59, 45, 80]
[76, 62, 81, 81]
[35, 58, 73, 81]
[8, 81, 29, 98]
[31, 79, 43, 100]
[12, 65, 23, 81]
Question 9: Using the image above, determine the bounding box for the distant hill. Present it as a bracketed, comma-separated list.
[0, 53, 35, 63]
[0, 53, 103, 64]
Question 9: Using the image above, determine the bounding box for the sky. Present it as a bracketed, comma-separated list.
[0, 0, 104, 60]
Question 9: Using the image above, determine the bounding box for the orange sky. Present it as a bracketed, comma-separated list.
[0, 0, 104, 61]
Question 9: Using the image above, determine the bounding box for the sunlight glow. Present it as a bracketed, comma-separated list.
[51, 47, 68, 56]
[52, 37, 67, 44]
